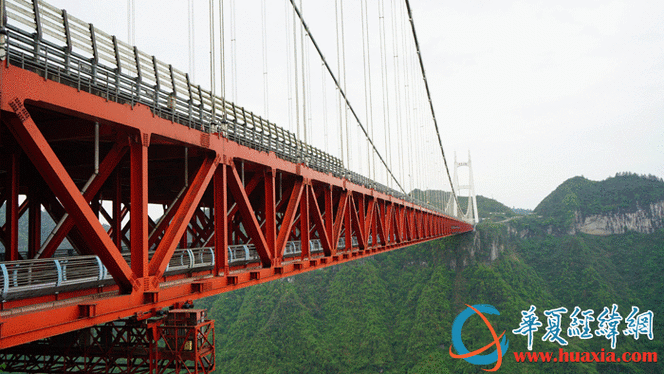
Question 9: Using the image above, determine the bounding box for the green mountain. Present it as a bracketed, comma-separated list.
[535, 173, 664, 218]
[205, 174, 664, 373]
[473, 195, 515, 221]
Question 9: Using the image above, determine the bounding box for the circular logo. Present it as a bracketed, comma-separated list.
[449, 304, 509, 371]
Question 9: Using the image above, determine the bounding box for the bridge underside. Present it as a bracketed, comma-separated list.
[0, 63, 472, 350]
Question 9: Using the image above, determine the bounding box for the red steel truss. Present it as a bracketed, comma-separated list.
[0, 61, 472, 350]
[0, 308, 215, 373]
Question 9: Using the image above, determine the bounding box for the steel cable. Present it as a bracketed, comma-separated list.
[288, 0, 406, 194]
[403, 0, 462, 213]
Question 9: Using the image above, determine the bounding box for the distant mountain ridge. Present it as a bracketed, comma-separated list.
[532, 173, 664, 235]
[535, 173, 664, 217]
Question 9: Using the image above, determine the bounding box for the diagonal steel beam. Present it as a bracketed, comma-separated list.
[384, 202, 393, 244]
[363, 198, 375, 247]
[227, 161, 272, 267]
[392, 204, 402, 244]
[40, 190, 90, 255]
[349, 195, 365, 249]
[4, 99, 137, 291]
[324, 186, 335, 255]
[332, 191, 348, 251]
[371, 203, 379, 247]
[375, 201, 387, 246]
[227, 172, 262, 219]
[409, 209, 416, 240]
[264, 168, 276, 256]
[308, 185, 332, 256]
[38, 142, 128, 258]
[408, 208, 416, 241]
[149, 155, 218, 277]
[275, 178, 304, 261]
[148, 194, 184, 248]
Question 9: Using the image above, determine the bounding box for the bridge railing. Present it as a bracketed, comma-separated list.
[1, 0, 447, 214]
[0, 237, 370, 302]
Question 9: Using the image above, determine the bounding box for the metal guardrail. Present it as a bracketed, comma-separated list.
[0, 247, 215, 301]
[0, 0, 449, 213]
[0, 236, 376, 301]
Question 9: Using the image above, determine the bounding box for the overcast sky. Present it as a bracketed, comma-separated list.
[39, 0, 664, 209]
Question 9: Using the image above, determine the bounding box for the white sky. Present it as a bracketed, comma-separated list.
[37, 0, 664, 209]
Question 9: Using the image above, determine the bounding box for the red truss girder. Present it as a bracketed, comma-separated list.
[0, 63, 473, 349]
[0, 314, 214, 374]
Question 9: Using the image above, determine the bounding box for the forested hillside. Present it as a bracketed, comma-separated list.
[203, 224, 662, 373]
[203, 174, 663, 373]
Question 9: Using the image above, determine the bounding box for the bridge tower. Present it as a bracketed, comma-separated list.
[449, 151, 479, 225]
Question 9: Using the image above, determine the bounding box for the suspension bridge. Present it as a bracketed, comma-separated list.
[0, 0, 478, 372]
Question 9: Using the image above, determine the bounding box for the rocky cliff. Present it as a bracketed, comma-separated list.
[573, 200, 664, 235]
[447, 222, 505, 270]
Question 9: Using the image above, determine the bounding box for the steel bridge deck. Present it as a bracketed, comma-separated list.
[0, 0, 473, 351]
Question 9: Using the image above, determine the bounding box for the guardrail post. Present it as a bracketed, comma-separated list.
[152, 56, 160, 114]
[62, 9, 71, 70]
[133, 46, 142, 105]
[185, 73, 193, 127]
[32, 0, 42, 59]
[89, 24, 98, 84]
[196, 85, 203, 126]
[168, 64, 176, 121]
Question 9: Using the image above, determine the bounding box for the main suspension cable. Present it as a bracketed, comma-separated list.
[288, 0, 406, 194]
[403, 0, 461, 211]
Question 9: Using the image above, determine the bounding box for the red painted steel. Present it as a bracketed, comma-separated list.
[0, 62, 473, 351]
[0, 309, 215, 373]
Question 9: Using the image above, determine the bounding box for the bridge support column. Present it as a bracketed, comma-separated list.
[300, 182, 310, 260]
[214, 164, 228, 275]
[264, 168, 277, 266]
[131, 133, 150, 281]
